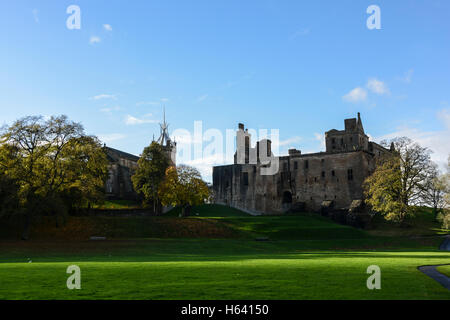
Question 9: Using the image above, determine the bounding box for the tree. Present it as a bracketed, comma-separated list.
[132, 141, 170, 213]
[0, 171, 19, 217]
[420, 163, 447, 219]
[364, 137, 433, 223]
[0, 115, 108, 239]
[438, 155, 450, 229]
[158, 165, 211, 216]
[58, 135, 109, 211]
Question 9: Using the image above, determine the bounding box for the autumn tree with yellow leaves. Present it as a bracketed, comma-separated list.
[158, 165, 210, 217]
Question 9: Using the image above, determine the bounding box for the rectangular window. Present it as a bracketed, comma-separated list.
[347, 169, 353, 181]
[304, 160, 309, 169]
[294, 161, 298, 170]
[243, 172, 249, 186]
[331, 170, 335, 177]
[321, 171, 325, 178]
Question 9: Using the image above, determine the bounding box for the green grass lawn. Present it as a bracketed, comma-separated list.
[0, 239, 449, 300]
[93, 200, 141, 210]
[0, 204, 448, 300]
[437, 265, 450, 277]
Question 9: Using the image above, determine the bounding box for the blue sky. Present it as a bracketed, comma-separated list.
[1, 0, 449, 181]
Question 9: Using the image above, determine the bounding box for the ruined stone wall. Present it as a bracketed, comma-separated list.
[213, 114, 391, 214]
[213, 150, 380, 214]
[287, 151, 372, 211]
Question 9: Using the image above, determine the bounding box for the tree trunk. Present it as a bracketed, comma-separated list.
[156, 199, 160, 216]
[183, 205, 191, 217]
[21, 213, 31, 240]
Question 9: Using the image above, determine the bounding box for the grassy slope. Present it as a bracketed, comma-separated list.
[0, 204, 448, 300]
[165, 204, 251, 217]
[167, 204, 370, 240]
[0, 205, 372, 241]
[436, 265, 450, 277]
[92, 200, 141, 210]
[367, 207, 449, 237]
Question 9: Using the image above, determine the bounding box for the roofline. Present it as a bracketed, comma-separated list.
[105, 146, 140, 161]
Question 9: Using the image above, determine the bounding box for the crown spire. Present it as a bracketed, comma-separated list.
[157, 106, 171, 146]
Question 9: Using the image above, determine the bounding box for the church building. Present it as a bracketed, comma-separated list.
[104, 111, 176, 200]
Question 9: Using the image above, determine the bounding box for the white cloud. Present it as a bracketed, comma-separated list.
[100, 106, 121, 113]
[182, 153, 226, 183]
[314, 133, 322, 141]
[280, 136, 302, 146]
[343, 87, 367, 103]
[289, 28, 310, 40]
[32, 9, 39, 23]
[367, 78, 390, 95]
[136, 101, 159, 106]
[90, 36, 101, 44]
[160, 98, 169, 102]
[398, 69, 414, 83]
[103, 24, 112, 31]
[438, 108, 450, 130]
[98, 133, 126, 143]
[267, 136, 302, 156]
[343, 78, 389, 104]
[224, 73, 254, 89]
[376, 108, 450, 171]
[125, 114, 158, 125]
[172, 132, 202, 145]
[90, 94, 117, 100]
[272, 136, 302, 149]
[314, 132, 326, 150]
[196, 94, 208, 102]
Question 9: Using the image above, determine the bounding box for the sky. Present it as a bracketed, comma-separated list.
[1, 0, 450, 182]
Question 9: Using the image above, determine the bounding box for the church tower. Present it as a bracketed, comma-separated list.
[155, 107, 177, 165]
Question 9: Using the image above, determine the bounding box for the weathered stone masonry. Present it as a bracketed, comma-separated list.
[212, 113, 390, 214]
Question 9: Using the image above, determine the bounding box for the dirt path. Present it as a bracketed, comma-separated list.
[417, 264, 450, 290]
[417, 236, 450, 290]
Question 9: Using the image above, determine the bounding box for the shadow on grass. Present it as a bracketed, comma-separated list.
[0, 238, 448, 264]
